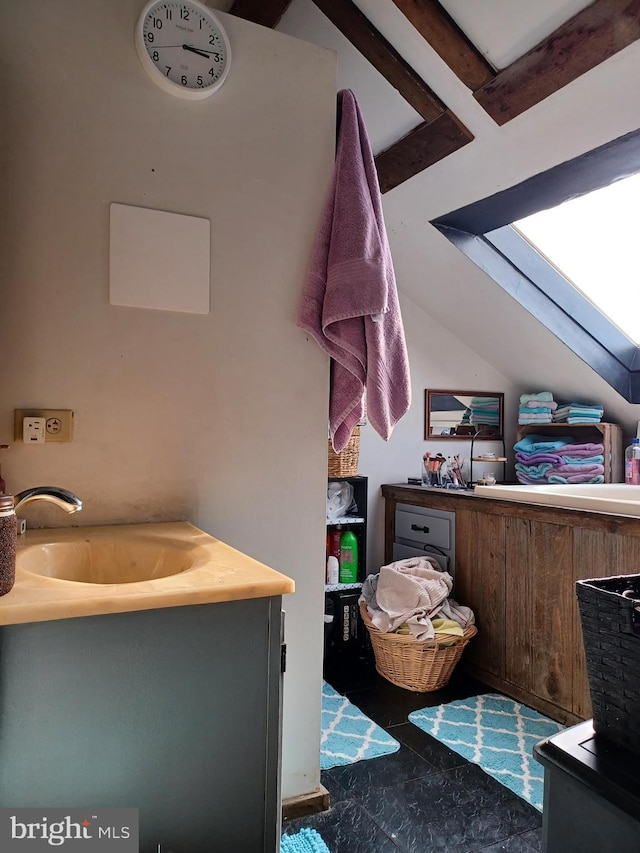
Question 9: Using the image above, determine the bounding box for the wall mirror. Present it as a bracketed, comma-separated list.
[425, 390, 504, 440]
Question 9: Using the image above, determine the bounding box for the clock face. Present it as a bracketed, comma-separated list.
[136, 0, 231, 99]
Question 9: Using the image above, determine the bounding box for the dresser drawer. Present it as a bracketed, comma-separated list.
[395, 508, 451, 549]
[392, 542, 449, 571]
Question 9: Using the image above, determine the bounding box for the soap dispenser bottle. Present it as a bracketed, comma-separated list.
[0, 444, 7, 495]
[339, 529, 358, 584]
[0, 495, 16, 596]
[625, 437, 640, 485]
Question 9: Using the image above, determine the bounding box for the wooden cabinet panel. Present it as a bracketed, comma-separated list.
[505, 518, 573, 710]
[455, 509, 505, 680]
[572, 529, 640, 717]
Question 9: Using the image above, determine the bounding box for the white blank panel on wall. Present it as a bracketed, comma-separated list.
[109, 203, 210, 314]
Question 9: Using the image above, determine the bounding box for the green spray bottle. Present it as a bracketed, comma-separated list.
[339, 529, 358, 583]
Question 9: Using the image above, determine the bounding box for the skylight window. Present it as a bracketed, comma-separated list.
[431, 127, 640, 402]
[514, 172, 640, 345]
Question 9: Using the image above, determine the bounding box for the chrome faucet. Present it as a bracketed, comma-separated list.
[13, 486, 83, 515]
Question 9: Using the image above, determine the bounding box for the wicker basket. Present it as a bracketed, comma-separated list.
[359, 601, 477, 692]
[328, 427, 360, 477]
[576, 574, 640, 756]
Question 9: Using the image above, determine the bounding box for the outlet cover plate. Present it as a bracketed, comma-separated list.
[14, 409, 74, 442]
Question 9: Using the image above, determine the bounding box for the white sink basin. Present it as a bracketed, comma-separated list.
[18, 537, 196, 584]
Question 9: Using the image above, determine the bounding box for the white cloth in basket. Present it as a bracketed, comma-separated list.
[363, 557, 474, 641]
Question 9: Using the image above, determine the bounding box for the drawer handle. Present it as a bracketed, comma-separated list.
[411, 524, 430, 533]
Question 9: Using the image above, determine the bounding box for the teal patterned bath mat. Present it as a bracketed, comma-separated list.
[281, 827, 330, 853]
[321, 681, 400, 770]
[409, 693, 564, 810]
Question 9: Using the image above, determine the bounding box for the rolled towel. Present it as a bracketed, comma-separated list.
[547, 473, 605, 484]
[513, 434, 574, 454]
[516, 451, 563, 465]
[547, 464, 604, 477]
[523, 400, 558, 410]
[518, 407, 553, 415]
[520, 392, 554, 403]
[556, 443, 604, 456]
[514, 462, 553, 478]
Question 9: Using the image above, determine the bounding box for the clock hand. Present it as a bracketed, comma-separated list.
[182, 44, 213, 59]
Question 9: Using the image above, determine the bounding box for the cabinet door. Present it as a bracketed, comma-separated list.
[455, 509, 505, 680]
[505, 518, 573, 711]
[572, 528, 640, 718]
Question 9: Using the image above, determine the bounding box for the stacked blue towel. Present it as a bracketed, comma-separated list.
[469, 396, 500, 427]
[513, 434, 605, 484]
[518, 392, 557, 425]
[553, 402, 604, 424]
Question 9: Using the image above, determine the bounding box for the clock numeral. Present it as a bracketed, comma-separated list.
[210, 52, 220, 62]
[152, 50, 159, 61]
[197, 75, 203, 86]
[152, 16, 163, 29]
[181, 75, 188, 86]
[165, 9, 172, 20]
[165, 66, 171, 76]
[180, 8, 190, 19]
[147, 31, 154, 43]
[208, 67, 215, 77]
[209, 35, 216, 45]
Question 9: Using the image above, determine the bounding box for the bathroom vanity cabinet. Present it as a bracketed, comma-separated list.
[382, 484, 640, 725]
[0, 523, 294, 853]
[0, 598, 284, 852]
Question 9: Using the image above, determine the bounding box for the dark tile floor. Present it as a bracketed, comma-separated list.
[283, 651, 543, 853]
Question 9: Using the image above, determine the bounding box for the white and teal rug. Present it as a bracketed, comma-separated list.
[409, 693, 564, 810]
[281, 827, 330, 853]
[321, 681, 400, 770]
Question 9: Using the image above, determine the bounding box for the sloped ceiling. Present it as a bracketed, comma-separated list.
[211, 0, 640, 431]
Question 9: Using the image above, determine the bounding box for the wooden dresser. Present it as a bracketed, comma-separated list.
[382, 483, 640, 725]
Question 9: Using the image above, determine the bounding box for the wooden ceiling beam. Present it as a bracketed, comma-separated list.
[391, 0, 494, 90]
[228, 0, 293, 28]
[375, 111, 473, 193]
[312, 0, 445, 123]
[475, 0, 640, 125]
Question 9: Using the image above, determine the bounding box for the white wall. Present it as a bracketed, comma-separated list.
[0, 1, 336, 800]
[276, 1, 640, 556]
[360, 293, 518, 573]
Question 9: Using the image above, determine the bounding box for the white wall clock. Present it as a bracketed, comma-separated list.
[135, 0, 231, 99]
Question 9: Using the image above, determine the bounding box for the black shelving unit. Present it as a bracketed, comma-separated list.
[325, 475, 368, 658]
[326, 475, 368, 588]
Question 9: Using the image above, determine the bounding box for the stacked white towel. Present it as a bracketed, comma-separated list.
[518, 392, 557, 425]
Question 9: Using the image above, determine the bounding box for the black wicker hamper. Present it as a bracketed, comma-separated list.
[576, 574, 640, 756]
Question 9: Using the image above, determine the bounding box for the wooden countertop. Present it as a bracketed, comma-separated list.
[381, 483, 640, 535]
[1, 521, 294, 626]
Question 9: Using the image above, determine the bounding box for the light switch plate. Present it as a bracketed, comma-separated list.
[14, 409, 74, 442]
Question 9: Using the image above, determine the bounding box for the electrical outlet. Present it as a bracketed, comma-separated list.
[14, 409, 74, 442]
[22, 417, 46, 444]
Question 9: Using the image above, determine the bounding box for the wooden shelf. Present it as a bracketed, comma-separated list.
[325, 582, 363, 592]
[473, 456, 507, 462]
[516, 422, 623, 483]
[326, 516, 365, 525]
